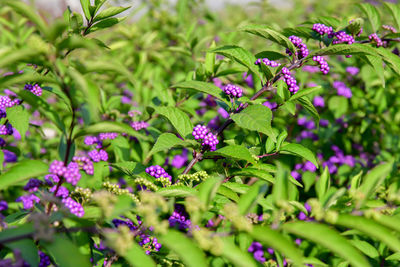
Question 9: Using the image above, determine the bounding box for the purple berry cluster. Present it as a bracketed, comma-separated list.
[88, 149, 108, 162]
[62, 197, 84, 217]
[0, 95, 18, 109]
[288, 35, 309, 58]
[297, 117, 316, 130]
[50, 185, 69, 198]
[84, 133, 118, 148]
[98, 132, 118, 140]
[382, 25, 397, 33]
[130, 121, 149, 130]
[112, 216, 162, 255]
[332, 31, 355, 45]
[145, 165, 172, 181]
[0, 124, 13, 135]
[222, 84, 243, 98]
[23, 179, 43, 192]
[255, 58, 281, 67]
[39, 251, 51, 267]
[192, 125, 219, 151]
[313, 96, 325, 107]
[297, 203, 312, 221]
[72, 156, 94, 175]
[17, 194, 40, 209]
[281, 67, 299, 94]
[346, 66, 359, 76]
[49, 160, 82, 186]
[312, 56, 329, 74]
[333, 81, 352, 98]
[248, 242, 266, 263]
[168, 205, 191, 231]
[24, 84, 42, 97]
[312, 23, 333, 36]
[291, 161, 317, 180]
[321, 145, 356, 174]
[368, 33, 383, 47]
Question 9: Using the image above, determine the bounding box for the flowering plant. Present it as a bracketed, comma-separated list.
[0, 0, 400, 266]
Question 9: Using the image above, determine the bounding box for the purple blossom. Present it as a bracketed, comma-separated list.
[248, 242, 266, 263]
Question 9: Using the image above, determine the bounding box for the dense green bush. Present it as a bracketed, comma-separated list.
[0, 0, 400, 266]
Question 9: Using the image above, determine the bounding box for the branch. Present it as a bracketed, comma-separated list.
[181, 57, 307, 175]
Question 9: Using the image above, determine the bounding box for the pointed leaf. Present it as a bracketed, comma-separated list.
[93, 6, 130, 22]
[155, 106, 193, 139]
[231, 104, 276, 142]
[172, 80, 230, 105]
[207, 145, 256, 164]
[280, 143, 318, 168]
[0, 160, 49, 190]
[282, 221, 369, 267]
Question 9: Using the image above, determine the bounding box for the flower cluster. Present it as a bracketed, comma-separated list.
[321, 145, 356, 174]
[382, 25, 397, 33]
[312, 23, 333, 36]
[291, 161, 318, 180]
[23, 179, 43, 192]
[312, 56, 329, 74]
[281, 67, 299, 94]
[0, 124, 13, 135]
[192, 125, 219, 151]
[287, 35, 309, 58]
[84, 133, 118, 148]
[255, 58, 280, 67]
[146, 165, 172, 181]
[17, 194, 40, 209]
[24, 84, 43, 96]
[72, 156, 94, 175]
[222, 84, 243, 98]
[333, 81, 352, 98]
[368, 33, 383, 47]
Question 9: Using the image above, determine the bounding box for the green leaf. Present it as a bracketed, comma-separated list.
[238, 24, 297, 54]
[280, 143, 318, 168]
[349, 240, 379, 258]
[0, 160, 48, 190]
[147, 133, 187, 158]
[289, 86, 322, 101]
[386, 252, 400, 261]
[272, 163, 289, 203]
[362, 55, 385, 88]
[255, 50, 288, 60]
[282, 222, 368, 267]
[93, 6, 130, 22]
[197, 176, 223, 207]
[221, 237, 258, 267]
[383, 2, 400, 30]
[67, 67, 101, 121]
[6, 106, 30, 141]
[18, 91, 65, 133]
[375, 47, 400, 77]
[41, 234, 91, 267]
[210, 45, 260, 79]
[123, 242, 157, 267]
[159, 230, 207, 267]
[238, 181, 268, 215]
[157, 186, 196, 197]
[84, 60, 134, 85]
[0, 48, 42, 69]
[315, 167, 330, 201]
[0, 72, 57, 89]
[275, 130, 288, 151]
[335, 214, 400, 253]
[4, 1, 47, 35]
[294, 96, 320, 124]
[155, 106, 193, 139]
[172, 80, 229, 105]
[231, 104, 276, 141]
[73, 121, 150, 141]
[5, 239, 38, 267]
[250, 226, 303, 264]
[232, 168, 274, 184]
[328, 96, 348, 118]
[88, 17, 126, 33]
[80, 0, 91, 21]
[357, 3, 381, 32]
[207, 145, 256, 164]
[372, 214, 400, 233]
[357, 161, 393, 206]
